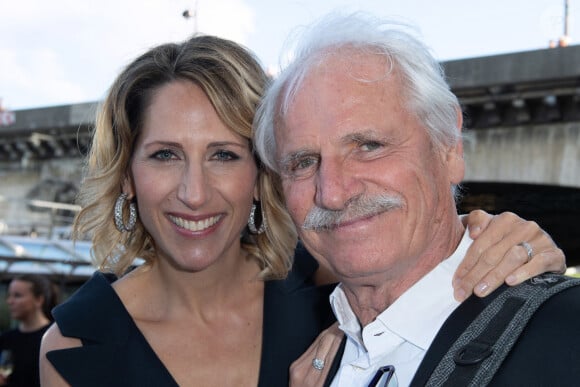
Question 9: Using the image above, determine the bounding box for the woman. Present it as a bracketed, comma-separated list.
[39, 35, 564, 386]
[0, 274, 58, 387]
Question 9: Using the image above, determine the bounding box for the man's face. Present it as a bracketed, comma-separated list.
[275, 51, 465, 284]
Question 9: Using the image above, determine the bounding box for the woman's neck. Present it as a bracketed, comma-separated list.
[19, 311, 50, 332]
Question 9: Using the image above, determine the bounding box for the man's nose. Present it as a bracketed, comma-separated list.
[315, 158, 358, 211]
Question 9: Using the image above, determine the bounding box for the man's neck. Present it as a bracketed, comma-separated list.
[342, 215, 465, 326]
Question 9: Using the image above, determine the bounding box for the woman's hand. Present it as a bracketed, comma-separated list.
[289, 323, 343, 387]
[453, 210, 566, 301]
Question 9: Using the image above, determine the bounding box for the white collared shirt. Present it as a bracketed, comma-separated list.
[329, 229, 473, 387]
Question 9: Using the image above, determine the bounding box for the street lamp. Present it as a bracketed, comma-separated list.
[182, 1, 198, 33]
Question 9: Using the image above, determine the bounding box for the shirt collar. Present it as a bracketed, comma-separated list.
[330, 228, 473, 351]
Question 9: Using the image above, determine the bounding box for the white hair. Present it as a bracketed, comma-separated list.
[254, 11, 462, 172]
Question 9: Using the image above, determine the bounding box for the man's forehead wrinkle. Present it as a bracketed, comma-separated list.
[320, 47, 393, 84]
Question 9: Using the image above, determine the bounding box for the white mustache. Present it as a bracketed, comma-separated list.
[302, 194, 403, 231]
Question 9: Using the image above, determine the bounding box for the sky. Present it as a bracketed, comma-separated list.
[0, 0, 576, 110]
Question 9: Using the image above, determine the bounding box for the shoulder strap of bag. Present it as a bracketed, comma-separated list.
[425, 274, 580, 387]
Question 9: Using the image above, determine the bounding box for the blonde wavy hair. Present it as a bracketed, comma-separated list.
[74, 35, 297, 279]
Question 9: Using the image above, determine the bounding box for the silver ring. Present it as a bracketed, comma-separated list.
[518, 241, 534, 262]
[312, 358, 325, 371]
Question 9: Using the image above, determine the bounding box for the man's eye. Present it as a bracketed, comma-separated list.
[293, 157, 317, 171]
[360, 141, 383, 151]
[280, 153, 320, 178]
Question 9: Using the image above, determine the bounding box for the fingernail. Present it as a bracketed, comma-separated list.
[475, 282, 489, 296]
[506, 275, 517, 285]
[455, 288, 466, 302]
[468, 225, 481, 234]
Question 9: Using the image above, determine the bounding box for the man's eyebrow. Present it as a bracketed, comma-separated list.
[341, 130, 381, 144]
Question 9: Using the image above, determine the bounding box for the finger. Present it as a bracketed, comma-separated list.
[455, 212, 522, 281]
[458, 220, 537, 299]
[469, 242, 533, 297]
[461, 226, 565, 299]
[290, 323, 343, 387]
[463, 209, 494, 239]
[473, 239, 565, 295]
[310, 324, 343, 385]
[477, 221, 563, 283]
[505, 247, 567, 285]
[289, 342, 319, 387]
[454, 213, 524, 300]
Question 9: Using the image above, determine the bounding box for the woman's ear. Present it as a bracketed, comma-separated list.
[35, 294, 45, 309]
[253, 173, 261, 202]
[121, 175, 135, 198]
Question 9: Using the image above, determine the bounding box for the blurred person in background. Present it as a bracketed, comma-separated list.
[0, 274, 59, 387]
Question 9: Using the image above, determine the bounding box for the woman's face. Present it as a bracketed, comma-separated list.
[6, 280, 42, 321]
[125, 80, 259, 273]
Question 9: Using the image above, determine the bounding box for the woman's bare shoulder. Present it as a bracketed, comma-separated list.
[41, 323, 82, 353]
[39, 323, 81, 387]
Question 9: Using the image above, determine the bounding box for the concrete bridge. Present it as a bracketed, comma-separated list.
[442, 44, 580, 189]
[464, 123, 579, 187]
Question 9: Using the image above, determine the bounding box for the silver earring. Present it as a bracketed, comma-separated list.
[248, 202, 266, 234]
[114, 193, 137, 232]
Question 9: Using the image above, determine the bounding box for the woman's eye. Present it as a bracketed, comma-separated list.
[152, 149, 175, 160]
[213, 150, 239, 161]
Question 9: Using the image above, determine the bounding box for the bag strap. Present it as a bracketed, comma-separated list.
[425, 274, 580, 386]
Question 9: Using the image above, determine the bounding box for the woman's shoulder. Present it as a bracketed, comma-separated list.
[54, 271, 117, 310]
[41, 322, 81, 355]
[40, 271, 177, 386]
[52, 271, 124, 339]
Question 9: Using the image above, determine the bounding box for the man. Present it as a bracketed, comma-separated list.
[254, 12, 580, 386]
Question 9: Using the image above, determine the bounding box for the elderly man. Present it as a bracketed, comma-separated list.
[254, 12, 580, 387]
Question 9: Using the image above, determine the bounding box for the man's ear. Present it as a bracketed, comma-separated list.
[446, 108, 465, 184]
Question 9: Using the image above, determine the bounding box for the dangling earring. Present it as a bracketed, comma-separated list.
[248, 202, 266, 234]
[114, 193, 137, 232]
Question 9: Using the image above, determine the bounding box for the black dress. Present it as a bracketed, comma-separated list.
[46, 249, 335, 386]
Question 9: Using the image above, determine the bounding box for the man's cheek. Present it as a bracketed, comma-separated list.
[288, 205, 305, 227]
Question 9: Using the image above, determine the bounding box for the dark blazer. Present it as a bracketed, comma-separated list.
[47, 250, 335, 387]
[326, 281, 580, 386]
